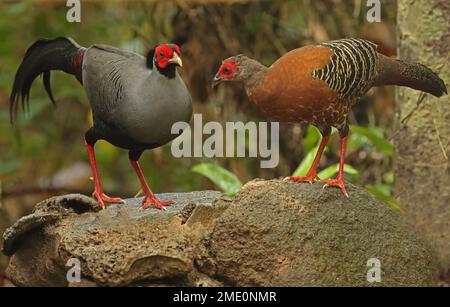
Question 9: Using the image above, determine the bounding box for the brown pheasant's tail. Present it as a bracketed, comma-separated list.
[375, 55, 447, 97]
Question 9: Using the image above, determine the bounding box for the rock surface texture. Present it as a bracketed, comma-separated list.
[3, 180, 437, 286]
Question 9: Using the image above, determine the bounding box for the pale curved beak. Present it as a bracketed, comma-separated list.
[168, 53, 183, 67]
[212, 74, 222, 88]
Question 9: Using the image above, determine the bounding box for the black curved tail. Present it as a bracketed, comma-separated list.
[376, 55, 447, 98]
[9, 37, 85, 125]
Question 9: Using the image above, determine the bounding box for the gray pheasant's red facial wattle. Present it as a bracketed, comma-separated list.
[154, 44, 182, 69]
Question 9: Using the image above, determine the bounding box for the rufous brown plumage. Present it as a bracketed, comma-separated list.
[213, 38, 447, 197]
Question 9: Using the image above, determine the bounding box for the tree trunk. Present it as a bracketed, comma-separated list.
[395, 0, 450, 280]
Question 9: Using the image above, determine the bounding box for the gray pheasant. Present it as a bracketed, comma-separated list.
[10, 37, 192, 209]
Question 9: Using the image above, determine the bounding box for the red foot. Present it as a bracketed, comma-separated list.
[93, 191, 124, 208]
[285, 174, 320, 183]
[322, 178, 349, 198]
[141, 195, 174, 210]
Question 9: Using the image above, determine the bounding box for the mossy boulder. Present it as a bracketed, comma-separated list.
[195, 179, 437, 286]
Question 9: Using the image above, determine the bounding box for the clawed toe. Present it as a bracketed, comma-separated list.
[93, 191, 124, 208]
[141, 196, 174, 210]
[322, 178, 349, 198]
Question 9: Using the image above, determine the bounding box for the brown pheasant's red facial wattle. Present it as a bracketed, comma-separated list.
[155, 44, 182, 69]
[217, 61, 238, 80]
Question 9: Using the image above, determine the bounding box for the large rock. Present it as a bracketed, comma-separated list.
[3, 180, 437, 286]
[195, 180, 437, 286]
[3, 192, 226, 287]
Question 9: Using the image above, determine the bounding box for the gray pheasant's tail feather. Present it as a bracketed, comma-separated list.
[9, 37, 85, 125]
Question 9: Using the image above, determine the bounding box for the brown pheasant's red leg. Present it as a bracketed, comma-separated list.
[130, 159, 174, 210]
[85, 141, 124, 208]
[287, 132, 331, 182]
[322, 136, 349, 198]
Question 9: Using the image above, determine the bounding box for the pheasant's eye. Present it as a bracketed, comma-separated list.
[223, 67, 230, 73]
[159, 52, 164, 57]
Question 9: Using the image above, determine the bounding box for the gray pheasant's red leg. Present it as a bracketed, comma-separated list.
[85, 141, 124, 208]
[129, 159, 174, 210]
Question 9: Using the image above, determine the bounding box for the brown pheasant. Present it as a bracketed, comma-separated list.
[213, 38, 447, 197]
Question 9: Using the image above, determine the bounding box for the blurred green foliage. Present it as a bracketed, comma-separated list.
[192, 163, 242, 196]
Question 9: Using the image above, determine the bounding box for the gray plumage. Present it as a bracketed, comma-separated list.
[8, 37, 193, 209]
[10, 38, 193, 151]
[83, 45, 192, 149]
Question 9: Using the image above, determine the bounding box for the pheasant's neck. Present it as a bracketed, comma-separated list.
[240, 59, 269, 103]
[242, 59, 268, 88]
[157, 64, 177, 79]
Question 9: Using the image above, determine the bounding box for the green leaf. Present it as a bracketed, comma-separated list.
[383, 171, 394, 184]
[317, 164, 359, 179]
[0, 160, 20, 176]
[366, 184, 400, 210]
[292, 145, 319, 176]
[95, 140, 119, 166]
[6, 2, 28, 15]
[303, 125, 321, 154]
[347, 131, 367, 152]
[349, 125, 393, 157]
[192, 163, 242, 196]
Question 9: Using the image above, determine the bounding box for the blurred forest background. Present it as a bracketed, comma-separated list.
[0, 0, 399, 280]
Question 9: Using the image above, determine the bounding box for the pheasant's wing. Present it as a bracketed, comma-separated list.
[89, 44, 145, 62]
[312, 38, 379, 101]
[83, 45, 146, 121]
